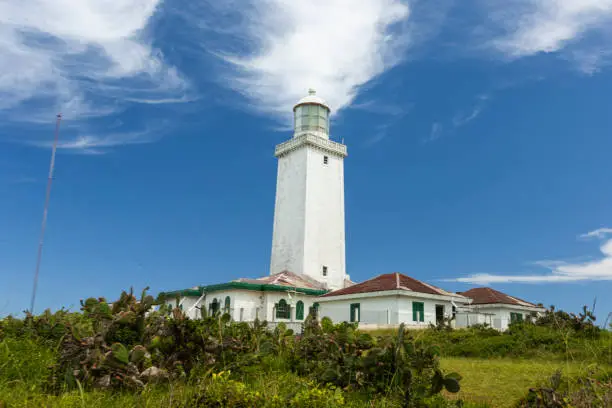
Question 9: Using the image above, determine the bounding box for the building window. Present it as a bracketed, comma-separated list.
[322, 265, 328, 276]
[210, 298, 219, 315]
[350, 303, 360, 322]
[412, 302, 425, 322]
[309, 302, 320, 318]
[435, 305, 445, 324]
[296, 301, 305, 320]
[323, 155, 329, 164]
[510, 312, 524, 323]
[224, 296, 231, 314]
[276, 299, 290, 319]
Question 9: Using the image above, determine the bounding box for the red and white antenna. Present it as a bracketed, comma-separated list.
[30, 113, 62, 313]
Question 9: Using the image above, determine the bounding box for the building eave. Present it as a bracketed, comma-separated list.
[202, 282, 328, 296]
[159, 280, 328, 301]
[158, 288, 202, 299]
[470, 303, 546, 313]
[316, 289, 472, 303]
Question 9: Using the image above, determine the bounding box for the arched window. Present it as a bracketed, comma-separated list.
[210, 298, 219, 315]
[276, 299, 290, 319]
[296, 301, 305, 320]
[224, 296, 231, 313]
[309, 302, 320, 318]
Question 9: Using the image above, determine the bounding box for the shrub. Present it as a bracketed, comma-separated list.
[192, 370, 266, 407]
[0, 337, 56, 389]
[289, 384, 345, 407]
[516, 368, 612, 407]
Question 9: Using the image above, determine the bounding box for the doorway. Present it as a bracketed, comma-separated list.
[435, 305, 445, 324]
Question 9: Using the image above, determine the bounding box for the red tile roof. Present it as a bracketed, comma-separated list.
[234, 270, 326, 290]
[321, 272, 462, 298]
[459, 287, 537, 307]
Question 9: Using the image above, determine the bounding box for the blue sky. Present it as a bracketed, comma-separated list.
[1, 0, 611, 322]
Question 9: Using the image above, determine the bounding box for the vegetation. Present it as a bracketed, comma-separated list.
[441, 358, 608, 408]
[0, 290, 610, 407]
[368, 305, 611, 365]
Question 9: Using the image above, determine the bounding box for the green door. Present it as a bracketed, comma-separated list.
[296, 301, 304, 320]
[350, 303, 360, 322]
[412, 302, 424, 322]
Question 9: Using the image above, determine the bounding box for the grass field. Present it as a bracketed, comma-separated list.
[2, 303, 610, 407]
[441, 357, 610, 408]
[3, 357, 607, 407]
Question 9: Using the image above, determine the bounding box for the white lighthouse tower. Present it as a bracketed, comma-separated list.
[269, 90, 348, 290]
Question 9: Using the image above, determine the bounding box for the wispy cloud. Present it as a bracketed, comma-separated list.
[361, 102, 412, 147]
[452, 228, 612, 284]
[424, 94, 489, 143]
[186, 0, 412, 117]
[0, 0, 189, 148]
[423, 122, 443, 143]
[580, 228, 612, 240]
[485, 0, 612, 72]
[29, 130, 160, 155]
[351, 101, 410, 117]
[452, 95, 489, 127]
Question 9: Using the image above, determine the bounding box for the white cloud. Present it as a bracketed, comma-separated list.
[29, 131, 159, 155]
[453, 228, 612, 284]
[452, 105, 483, 127]
[190, 0, 411, 116]
[424, 122, 443, 143]
[483, 0, 612, 73]
[0, 0, 188, 131]
[580, 228, 612, 240]
[451, 94, 488, 127]
[488, 0, 612, 56]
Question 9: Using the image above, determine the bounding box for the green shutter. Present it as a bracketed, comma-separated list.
[510, 312, 524, 323]
[296, 301, 304, 320]
[224, 296, 231, 313]
[350, 303, 360, 322]
[413, 302, 424, 322]
[276, 299, 290, 319]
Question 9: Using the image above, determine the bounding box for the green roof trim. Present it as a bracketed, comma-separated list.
[202, 282, 328, 296]
[158, 288, 202, 299]
[159, 281, 328, 299]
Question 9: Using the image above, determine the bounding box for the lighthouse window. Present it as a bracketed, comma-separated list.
[322, 265, 328, 276]
[323, 156, 328, 164]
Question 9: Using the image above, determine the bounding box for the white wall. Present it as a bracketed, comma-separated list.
[204, 290, 262, 322]
[455, 305, 541, 331]
[303, 147, 346, 290]
[166, 297, 201, 320]
[270, 147, 308, 278]
[172, 290, 320, 323]
[270, 137, 347, 290]
[319, 295, 457, 327]
[264, 291, 320, 323]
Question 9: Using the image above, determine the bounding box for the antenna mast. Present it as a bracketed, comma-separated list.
[30, 113, 62, 313]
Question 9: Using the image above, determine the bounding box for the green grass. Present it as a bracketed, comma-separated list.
[440, 357, 611, 408]
[2, 320, 609, 407]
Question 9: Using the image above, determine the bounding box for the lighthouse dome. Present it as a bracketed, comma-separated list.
[293, 89, 330, 139]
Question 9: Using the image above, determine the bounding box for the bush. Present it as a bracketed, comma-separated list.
[516, 368, 612, 407]
[193, 370, 267, 407]
[0, 337, 56, 389]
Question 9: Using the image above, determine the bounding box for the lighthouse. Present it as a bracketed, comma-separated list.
[269, 90, 348, 290]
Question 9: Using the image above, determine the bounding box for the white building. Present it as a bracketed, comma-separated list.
[454, 287, 545, 331]
[317, 272, 471, 330]
[160, 271, 326, 331]
[159, 90, 545, 332]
